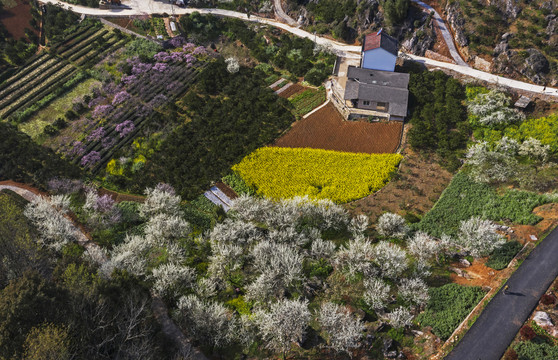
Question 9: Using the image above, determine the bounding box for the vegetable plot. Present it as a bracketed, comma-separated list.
[232, 147, 402, 203]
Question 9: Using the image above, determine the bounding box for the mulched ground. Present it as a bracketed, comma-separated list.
[278, 83, 304, 98]
[0, 0, 34, 40]
[274, 102, 403, 154]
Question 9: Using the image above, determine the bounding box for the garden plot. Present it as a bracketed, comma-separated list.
[0, 24, 123, 121]
[275, 102, 403, 154]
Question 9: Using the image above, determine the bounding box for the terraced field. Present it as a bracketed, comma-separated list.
[0, 23, 125, 120]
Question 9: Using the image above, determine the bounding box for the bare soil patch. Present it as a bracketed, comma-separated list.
[0, 0, 34, 40]
[346, 146, 452, 223]
[275, 102, 403, 154]
[215, 182, 238, 199]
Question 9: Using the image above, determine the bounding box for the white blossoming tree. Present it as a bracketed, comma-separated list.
[176, 294, 237, 348]
[24, 196, 76, 251]
[377, 212, 409, 239]
[373, 241, 408, 279]
[363, 277, 391, 310]
[318, 302, 364, 356]
[457, 217, 506, 257]
[467, 90, 525, 126]
[254, 298, 311, 358]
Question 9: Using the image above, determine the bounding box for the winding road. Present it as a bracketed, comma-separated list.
[40, 0, 558, 97]
[446, 227, 558, 360]
[0, 183, 207, 360]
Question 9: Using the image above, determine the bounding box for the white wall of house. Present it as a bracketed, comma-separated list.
[361, 48, 397, 72]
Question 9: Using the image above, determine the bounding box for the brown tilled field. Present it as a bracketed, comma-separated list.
[274, 102, 403, 154]
[0, 0, 34, 40]
[278, 83, 303, 98]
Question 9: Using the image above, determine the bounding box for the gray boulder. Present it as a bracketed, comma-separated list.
[534, 311, 554, 328]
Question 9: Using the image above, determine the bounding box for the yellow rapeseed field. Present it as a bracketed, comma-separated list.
[232, 147, 403, 203]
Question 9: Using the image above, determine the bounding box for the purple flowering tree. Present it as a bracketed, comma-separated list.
[47, 178, 83, 194]
[87, 127, 105, 142]
[68, 141, 86, 157]
[153, 62, 169, 72]
[92, 104, 113, 119]
[115, 120, 135, 138]
[169, 36, 185, 48]
[112, 90, 131, 106]
[81, 151, 101, 168]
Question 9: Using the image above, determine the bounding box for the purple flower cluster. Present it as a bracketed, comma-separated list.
[88, 96, 105, 109]
[48, 178, 83, 194]
[102, 136, 116, 149]
[81, 151, 101, 168]
[115, 120, 135, 138]
[193, 46, 207, 55]
[183, 43, 196, 51]
[87, 127, 105, 142]
[121, 74, 137, 85]
[169, 36, 185, 48]
[149, 94, 168, 108]
[68, 141, 85, 157]
[112, 90, 131, 106]
[92, 104, 113, 119]
[94, 193, 116, 213]
[156, 182, 176, 195]
[153, 62, 169, 72]
[132, 62, 153, 75]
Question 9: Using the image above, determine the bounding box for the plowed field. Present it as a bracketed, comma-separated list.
[275, 102, 403, 154]
[278, 83, 303, 98]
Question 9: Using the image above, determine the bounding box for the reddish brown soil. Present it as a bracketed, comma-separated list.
[451, 258, 499, 287]
[215, 182, 238, 199]
[278, 83, 303, 98]
[346, 142, 453, 223]
[103, 17, 132, 28]
[275, 103, 403, 154]
[0, 0, 34, 40]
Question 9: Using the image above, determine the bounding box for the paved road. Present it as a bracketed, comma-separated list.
[273, 0, 297, 26]
[446, 226, 558, 360]
[411, 0, 469, 67]
[39, 0, 558, 97]
[0, 183, 207, 360]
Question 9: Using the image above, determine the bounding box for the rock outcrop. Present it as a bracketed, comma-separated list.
[445, 2, 468, 47]
[401, 22, 436, 56]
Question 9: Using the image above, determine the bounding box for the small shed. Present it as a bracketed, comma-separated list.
[514, 95, 531, 109]
[170, 21, 177, 32]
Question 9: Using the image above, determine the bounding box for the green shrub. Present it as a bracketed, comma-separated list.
[415, 283, 485, 340]
[514, 341, 558, 360]
[418, 172, 548, 237]
[223, 172, 256, 196]
[226, 296, 252, 315]
[486, 241, 522, 270]
[53, 118, 68, 129]
[43, 124, 58, 136]
[305, 258, 334, 278]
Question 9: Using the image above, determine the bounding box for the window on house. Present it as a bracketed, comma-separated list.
[377, 102, 387, 111]
[362, 100, 370, 106]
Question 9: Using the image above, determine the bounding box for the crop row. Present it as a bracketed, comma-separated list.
[0, 60, 69, 111]
[0, 54, 56, 99]
[75, 37, 120, 67]
[1, 67, 77, 119]
[61, 30, 109, 61]
[0, 52, 49, 93]
[54, 25, 100, 55]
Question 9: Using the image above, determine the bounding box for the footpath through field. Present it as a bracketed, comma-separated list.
[38, 0, 558, 97]
[0, 182, 207, 360]
[446, 226, 558, 360]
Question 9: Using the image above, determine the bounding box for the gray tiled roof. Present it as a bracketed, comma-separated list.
[347, 66, 409, 88]
[344, 66, 409, 117]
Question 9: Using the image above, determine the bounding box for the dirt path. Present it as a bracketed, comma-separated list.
[0, 181, 206, 360]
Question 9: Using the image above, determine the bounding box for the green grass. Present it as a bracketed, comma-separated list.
[418, 172, 549, 237]
[415, 283, 485, 340]
[486, 241, 523, 270]
[288, 87, 326, 118]
[18, 78, 100, 140]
